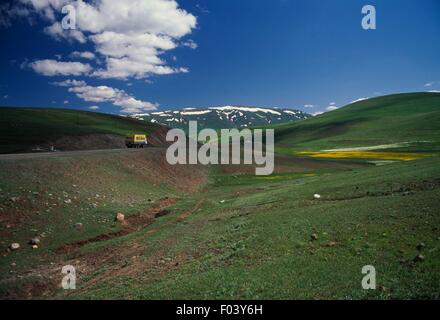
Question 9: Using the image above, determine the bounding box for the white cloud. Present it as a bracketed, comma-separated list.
[303, 104, 314, 108]
[63, 100, 69, 104]
[29, 59, 91, 76]
[0, 2, 31, 27]
[16, 0, 197, 80]
[57, 79, 158, 114]
[312, 111, 323, 116]
[44, 22, 87, 43]
[22, 0, 69, 21]
[182, 39, 198, 49]
[70, 51, 95, 60]
[89, 105, 99, 110]
[52, 79, 87, 87]
[424, 82, 434, 87]
[428, 90, 440, 93]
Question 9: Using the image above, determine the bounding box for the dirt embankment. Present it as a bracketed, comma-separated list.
[0, 148, 208, 228]
[47, 134, 125, 151]
[38, 126, 172, 152]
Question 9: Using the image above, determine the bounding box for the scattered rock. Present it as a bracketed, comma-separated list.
[310, 233, 319, 241]
[32, 245, 38, 249]
[326, 241, 337, 247]
[10, 243, 20, 251]
[29, 237, 41, 245]
[220, 200, 225, 203]
[9, 197, 18, 203]
[116, 212, 125, 223]
[313, 194, 321, 200]
[414, 254, 425, 262]
[74, 222, 83, 230]
[416, 243, 425, 251]
[64, 199, 72, 204]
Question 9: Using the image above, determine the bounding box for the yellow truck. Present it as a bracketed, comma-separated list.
[125, 134, 148, 148]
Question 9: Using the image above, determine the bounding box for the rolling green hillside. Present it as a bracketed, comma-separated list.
[272, 92, 440, 151]
[0, 107, 161, 153]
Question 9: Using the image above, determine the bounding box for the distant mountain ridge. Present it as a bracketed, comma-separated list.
[131, 106, 310, 130]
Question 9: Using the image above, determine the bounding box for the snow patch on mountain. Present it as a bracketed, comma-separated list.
[210, 106, 282, 115]
[132, 105, 310, 130]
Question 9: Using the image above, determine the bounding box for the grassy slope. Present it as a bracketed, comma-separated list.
[0, 149, 207, 298]
[2, 155, 438, 299]
[0, 107, 160, 153]
[61, 93, 440, 299]
[67, 157, 440, 299]
[271, 92, 440, 151]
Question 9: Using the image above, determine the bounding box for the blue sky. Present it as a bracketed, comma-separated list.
[0, 0, 439, 115]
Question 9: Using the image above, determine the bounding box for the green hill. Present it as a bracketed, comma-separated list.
[272, 92, 440, 152]
[0, 107, 161, 153]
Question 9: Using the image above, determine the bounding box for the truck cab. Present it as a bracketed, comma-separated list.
[125, 134, 148, 148]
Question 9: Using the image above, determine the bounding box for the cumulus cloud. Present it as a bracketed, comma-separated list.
[89, 31, 187, 79]
[44, 22, 86, 43]
[56, 79, 158, 113]
[29, 59, 92, 76]
[89, 105, 99, 110]
[70, 51, 95, 60]
[303, 104, 314, 108]
[14, 0, 197, 80]
[29, 59, 91, 76]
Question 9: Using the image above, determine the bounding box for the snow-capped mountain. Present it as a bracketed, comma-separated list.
[131, 106, 310, 131]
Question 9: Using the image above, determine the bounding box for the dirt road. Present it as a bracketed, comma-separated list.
[0, 148, 162, 161]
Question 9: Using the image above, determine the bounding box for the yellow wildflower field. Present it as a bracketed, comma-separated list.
[297, 151, 430, 161]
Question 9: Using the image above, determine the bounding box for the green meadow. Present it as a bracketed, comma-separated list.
[1, 92, 440, 299]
